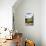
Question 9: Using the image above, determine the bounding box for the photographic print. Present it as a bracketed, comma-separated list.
[25, 12, 34, 26]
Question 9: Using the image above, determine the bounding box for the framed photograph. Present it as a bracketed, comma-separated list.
[25, 12, 34, 26]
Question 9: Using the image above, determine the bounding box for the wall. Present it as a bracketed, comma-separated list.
[13, 0, 41, 46]
[41, 0, 46, 46]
